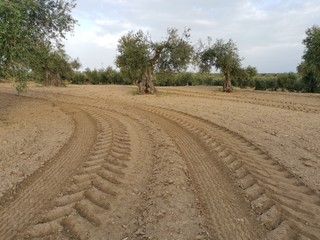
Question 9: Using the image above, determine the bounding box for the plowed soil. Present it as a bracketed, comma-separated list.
[0, 83, 319, 240]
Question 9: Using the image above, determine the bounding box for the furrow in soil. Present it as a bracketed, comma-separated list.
[0, 103, 96, 240]
[141, 105, 320, 239]
[130, 106, 264, 240]
[20, 108, 133, 239]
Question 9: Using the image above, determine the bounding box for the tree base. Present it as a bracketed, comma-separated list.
[223, 88, 233, 93]
[43, 71, 65, 87]
[43, 79, 65, 87]
[137, 84, 157, 94]
[136, 66, 157, 94]
[223, 84, 233, 92]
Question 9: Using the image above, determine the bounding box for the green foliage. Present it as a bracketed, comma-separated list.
[297, 25, 320, 93]
[154, 72, 224, 86]
[253, 73, 303, 92]
[115, 28, 194, 83]
[0, 0, 76, 87]
[156, 28, 194, 72]
[15, 79, 28, 94]
[254, 75, 278, 91]
[211, 39, 242, 75]
[115, 30, 150, 83]
[237, 65, 258, 88]
[297, 61, 320, 93]
[246, 65, 258, 78]
[13, 69, 30, 94]
[277, 72, 298, 91]
[71, 67, 127, 85]
[302, 25, 320, 66]
[195, 38, 243, 91]
[31, 46, 78, 85]
[196, 38, 242, 74]
[71, 71, 86, 84]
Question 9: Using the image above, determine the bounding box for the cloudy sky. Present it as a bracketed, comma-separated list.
[64, 0, 320, 73]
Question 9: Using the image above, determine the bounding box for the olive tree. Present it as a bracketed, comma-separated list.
[0, 0, 77, 91]
[196, 38, 242, 92]
[31, 45, 80, 86]
[297, 25, 320, 92]
[116, 28, 193, 94]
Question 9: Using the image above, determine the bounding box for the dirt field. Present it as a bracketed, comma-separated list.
[0, 83, 319, 240]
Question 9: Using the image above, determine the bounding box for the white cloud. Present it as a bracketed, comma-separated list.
[64, 0, 320, 73]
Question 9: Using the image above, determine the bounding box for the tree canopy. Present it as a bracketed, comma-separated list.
[30, 45, 81, 86]
[115, 28, 193, 94]
[0, 0, 77, 91]
[297, 25, 320, 92]
[196, 38, 243, 92]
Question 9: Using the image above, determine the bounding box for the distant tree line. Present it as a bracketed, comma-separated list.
[1, 0, 319, 94]
[115, 26, 320, 94]
[154, 71, 316, 93]
[70, 67, 130, 85]
[71, 67, 316, 93]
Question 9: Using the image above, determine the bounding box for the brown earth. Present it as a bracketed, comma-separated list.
[0, 83, 319, 240]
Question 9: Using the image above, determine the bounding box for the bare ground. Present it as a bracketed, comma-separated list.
[0, 83, 319, 240]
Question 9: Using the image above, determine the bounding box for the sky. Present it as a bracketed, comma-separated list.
[63, 0, 320, 73]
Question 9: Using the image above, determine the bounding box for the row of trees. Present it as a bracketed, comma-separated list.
[74, 67, 312, 93]
[1, 1, 319, 94]
[71, 67, 129, 85]
[155, 71, 315, 92]
[154, 67, 257, 87]
[115, 29, 246, 93]
[115, 26, 320, 94]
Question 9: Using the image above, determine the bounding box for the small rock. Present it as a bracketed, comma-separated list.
[164, 180, 174, 185]
[156, 210, 166, 218]
[11, 170, 24, 177]
[196, 235, 205, 240]
[143, 210, 148, 217]
[135, 228, 145, 235]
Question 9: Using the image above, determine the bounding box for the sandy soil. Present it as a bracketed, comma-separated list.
[0, 83, 319, 240]
[0, 93, 73, 198]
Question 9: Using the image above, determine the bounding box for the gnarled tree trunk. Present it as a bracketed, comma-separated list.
[136, 66, 157, 94]
[135, 47, 163, 94]
[43, 69, 65, 87]
[223, 71, 233, 92]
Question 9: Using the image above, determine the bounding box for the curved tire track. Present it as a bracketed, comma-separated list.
[4, 89, 319, 239]
[127, 106, 263, 239]
[0, 103, 96, 240]
[137, 104, 320, 239]
[164, 88, 320, 113]
[21, 108, 132, 239]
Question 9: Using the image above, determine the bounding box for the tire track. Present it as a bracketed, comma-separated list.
[0, 104, 96, 240]
[164, 88, 320, 113]
[6, 89, 319, 239]
[138, 104, 320, 239]
[21, 108, 132, 239]
[128, 106, 264, 239]
[32, 93, 263, 239]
